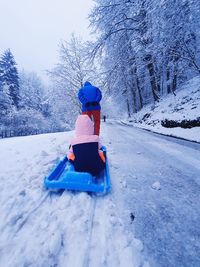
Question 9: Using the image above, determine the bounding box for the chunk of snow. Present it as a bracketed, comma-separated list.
[151, 181, 161, 190]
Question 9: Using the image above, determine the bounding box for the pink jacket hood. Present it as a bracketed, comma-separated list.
[75, 115, 94, 136]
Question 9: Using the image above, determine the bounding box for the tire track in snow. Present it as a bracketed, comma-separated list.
[81, 192, 144, 267]
[0, 189, 72, 267]
[56, 191, 99, 267]
[85, 195, 116, 267]
[14, 191, 51, 233]
[82, 195, 97, 267]
[1, 190, 50, 234]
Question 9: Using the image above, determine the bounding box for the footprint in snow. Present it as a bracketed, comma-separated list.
[48, 232, 63, 257]
[40, 220, 49, 230]
[109, 215, 118, 226]
[120, 181, 127, 188]
[41, 150, 49, 157]
[19, 190, 26, 197]
[93, 220, 100, 228]
[112, 165, 119, 170]
[9, 213, 24, 226]
[71, 209, 84, 222]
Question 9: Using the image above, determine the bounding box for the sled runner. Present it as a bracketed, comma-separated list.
[44, 147, 110, 194]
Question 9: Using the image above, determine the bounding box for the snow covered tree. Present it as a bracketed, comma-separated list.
[0, 84, 13, 116]
[19, 71, 45, 112]
[152, 0, 200, 95]
[0, 49, 20, 108]
[88, 0, 200, 116]
[48, 34, 97, 126]
[17, 71, 59, 133]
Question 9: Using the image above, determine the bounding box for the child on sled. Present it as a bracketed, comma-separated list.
[67, 115, 105, 176]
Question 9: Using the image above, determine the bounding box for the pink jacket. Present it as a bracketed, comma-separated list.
[67, 115, 105, 162]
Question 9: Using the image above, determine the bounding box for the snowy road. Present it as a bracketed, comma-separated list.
[0, 122, 200, 267]
[104, 122, 200, 267]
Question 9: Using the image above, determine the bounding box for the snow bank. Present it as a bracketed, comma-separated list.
[122, 76, 200, 142]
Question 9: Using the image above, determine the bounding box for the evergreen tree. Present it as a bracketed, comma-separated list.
[0, 49, 20, 108]
[0, 85, 13, 116]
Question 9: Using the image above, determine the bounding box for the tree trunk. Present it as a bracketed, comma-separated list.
[145, 54, 159, 102]
[172, 70, 177, 96]
[134, 66, 143, 109]
[122, 67, 133, 116]
[166, 67, 171, 94]
[126, 98, 131, 117]
[128, 67, 137, 113]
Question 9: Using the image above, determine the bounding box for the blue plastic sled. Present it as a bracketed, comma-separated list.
[44, 146, 111, 194]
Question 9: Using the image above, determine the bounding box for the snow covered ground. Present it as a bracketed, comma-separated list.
[1, 122, 200, 267]
[0, 129, 148, 267]
[122, 76, 200, 142]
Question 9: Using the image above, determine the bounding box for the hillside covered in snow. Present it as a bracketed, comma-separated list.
[122, 77, 200, 142]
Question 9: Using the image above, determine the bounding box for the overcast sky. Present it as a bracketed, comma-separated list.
[0, 0, 94, 80]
